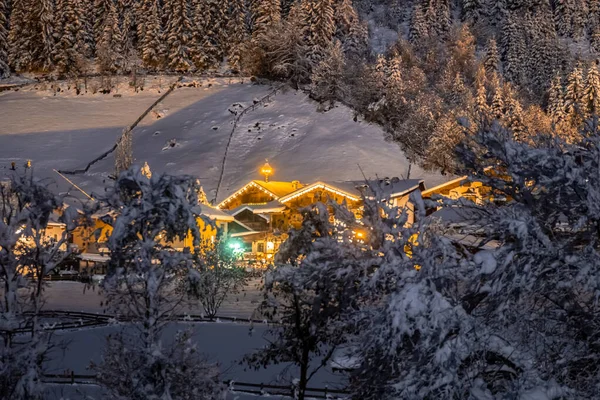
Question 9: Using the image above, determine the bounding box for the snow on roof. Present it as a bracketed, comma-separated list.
[279, 181, 363, 203]
[421, 175, 468, 197]
[355, 178, 424, 198]
[200, 205, 235, 221]
[228, 200, 286, 216]
[251, 180, 302, 197]
[428, 206, 488, 225]
[78, 253, 110, 262]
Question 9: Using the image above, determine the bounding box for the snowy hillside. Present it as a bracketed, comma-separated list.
[0, 79, 444, 202]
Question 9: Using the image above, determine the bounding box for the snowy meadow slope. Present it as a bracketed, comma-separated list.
[0, 79, 444, 202]
[0, 80, 444, 198]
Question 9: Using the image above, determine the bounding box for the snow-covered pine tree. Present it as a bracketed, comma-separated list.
[93, 166, 224, 400]
[310, 39, 346, 108]
[409, 3, 427, 43]
[491, 84, 504, 119]
[38, 0, 56, 71]
[584, 62, 600, 117]
[93, 0, 111, 52]
[192, 0, 217, 71]
[166, 0, 194, 71]
[55, 0, 88, 75]
[115, 128, 132, 176]
[7, 0, 32, 72]
[97, 1, 124, 73]
[334, 0, 358, 37]
[547, 73, 566, 124]
[462, 0, 480, 22]
[0, 0, 9, 78]
[565, 65, 585, 126]
[226, 0, 248, 72]
[140, 0, 164, 70]
[281, 0, 295, 16]
[592, 27, 600, 54]
[425, 0, 451, 37]
[484, 37, 499, 74]
[475, 80, 489, 118]
[501, 13, 525, 85]
[372, 53, 388, 95]
[386, 54, 404, 107]
[252, 0, 281, 41]
[343, 19, 368, 59]
[504, 90, 526, 140]
[299, 0, 336, 63]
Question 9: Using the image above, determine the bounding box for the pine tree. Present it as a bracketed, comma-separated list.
[300, 0, 336, 63]
[252, 0, 281, 41]
[310, 39, 346, 108]
[565, 66, 585, 126]
[475, 81, 489, 118]
[486, 0, 506, 26]
[93, 0, 111, 52]
[386, 54, 404, 105]
[484, 37, 499, 74]
[584, 63, 600, 117]
[491, 85, 504, 119]
[97, 1, 124, 73]
[0, 0, 9, 78]
[166, 0, 194, 71]
[409, 4, 427, 43]
[593, 28, 600, 54]
[227, 0, 248, 72]
[462, 0, 480, 22]
[55, 0, 89, 75]
[334, 0, 358, 37]
[501, 14, 525, 85]
[8, 0, 31, 71]
[115, 128, 133, 176]
[505, 93, 526, 140]
[141, 0, 164, 70]
[39, 0, 56, 71]
[192, 0, 218, 71]
[548, 73, 566, 124]
[425, 0, 451, 37]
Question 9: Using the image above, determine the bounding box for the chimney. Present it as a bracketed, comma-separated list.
[292, 180, 300, 190]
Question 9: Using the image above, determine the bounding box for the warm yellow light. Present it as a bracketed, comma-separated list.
[266, 241, 275, 251]
[260, 161, 274, 182]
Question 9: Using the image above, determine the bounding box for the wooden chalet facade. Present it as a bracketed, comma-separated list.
[217, 175, 426, 260]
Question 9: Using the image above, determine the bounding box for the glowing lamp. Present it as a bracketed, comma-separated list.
[260, 160, 273, 182]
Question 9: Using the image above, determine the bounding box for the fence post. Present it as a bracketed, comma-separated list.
[70, 370, 74, 384]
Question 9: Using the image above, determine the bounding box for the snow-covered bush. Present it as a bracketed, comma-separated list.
[93, 166, 224, 399]
[187, 235, 247, 319]
[0, 171, 82, 400]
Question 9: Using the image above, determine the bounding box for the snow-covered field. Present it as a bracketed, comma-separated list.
[43, 278, 264, 319]
[0, 78, 444, 203]
[42, 321, 345, 400]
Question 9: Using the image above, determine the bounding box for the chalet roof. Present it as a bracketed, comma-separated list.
[355, 178, 424, 199]
[427, 206, 488, 226]
[279, 178, 423, 203]
[421, 175, 468, 198]
[200, 205, 235, 222]
[217, 180, 303, 209]
[228, 200, 286, 216]
[251, 180, 302, 197]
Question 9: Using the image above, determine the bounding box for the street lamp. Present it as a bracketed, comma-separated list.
[260, 160, 273, 182]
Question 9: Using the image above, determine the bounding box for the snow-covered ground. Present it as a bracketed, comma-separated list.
[43, 278, 264, 319]
[43, 321, 345, 399]
[0, 78, 444, 204]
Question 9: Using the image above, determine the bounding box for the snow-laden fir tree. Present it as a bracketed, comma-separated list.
[7, 0, 31, 72]
[584, 62, 600, 117]
[310, 39, 346, 108]
[55, 0, 88, 75]
[0, 0, 9, 78]
[592, 27, 600, 54]
[38, 0, 56, 71]
[192, 0, 217, 71]
[386, 54, 405, 109]
[504, 90, 526, 140]
[115, 128, 132, 176]
[409, 3, 427, 43]
[300, 0, 336, 63]
[462, 0, 480, 22]
[97, 1, 124, 73]
[252, 0, 281, 41]
[483, 37, 499, 74]
[334, 0, 358, 37]
[565, 65, 585, 126]
[475, 80, 489, 118]
[425, 0, 451, 37]
[93, 166, 225, 399]
[226, 0, 248, 72]
[547, 73, 566, 124]
[501, 13, 525, 85]
[490, 83, 504, 119]
[93, 0, 112, 51]
[486, 0, 506, 26]
[166, 0, 194, 71]
[140, 0, 164, 70]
